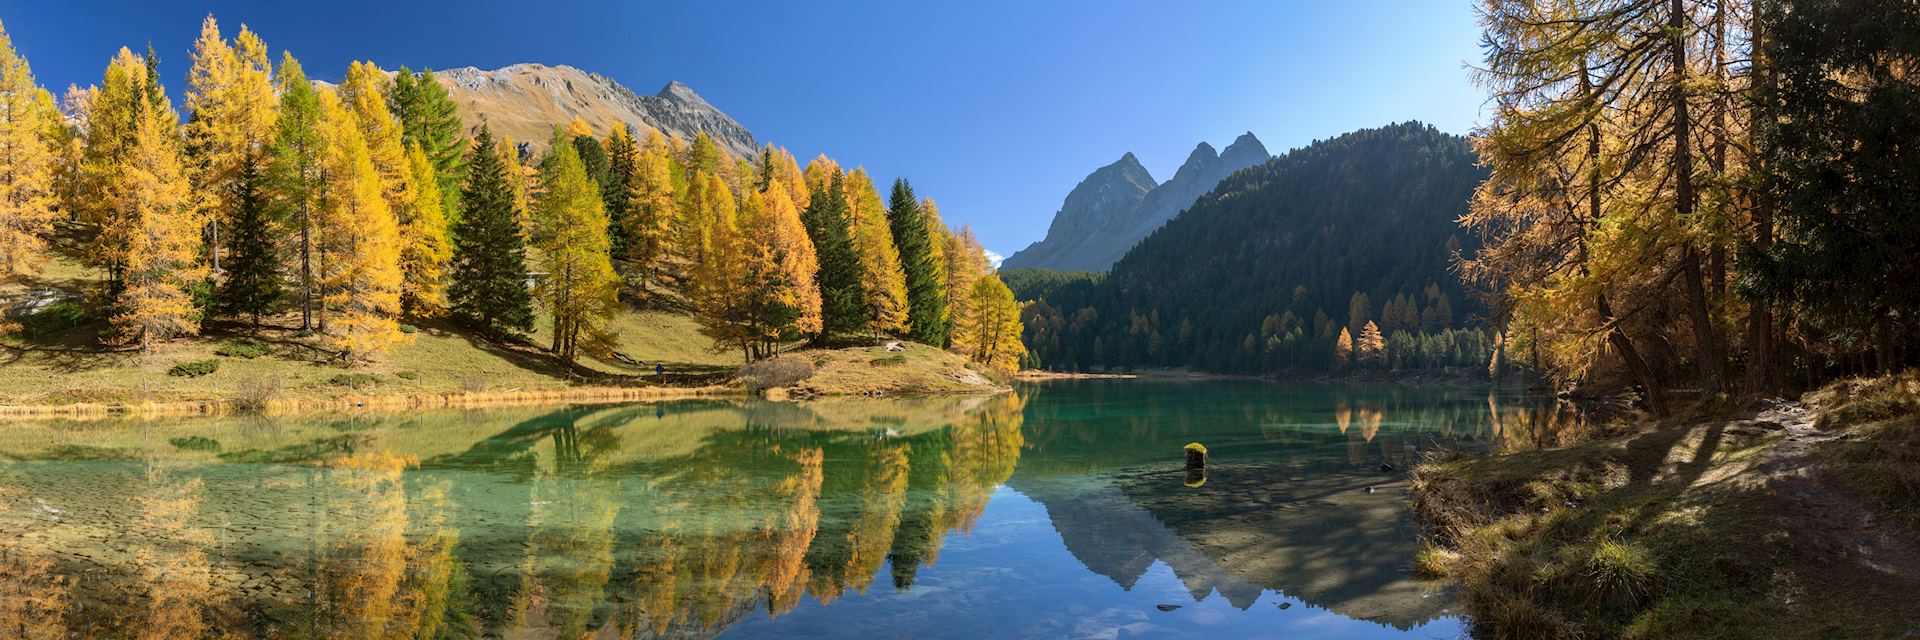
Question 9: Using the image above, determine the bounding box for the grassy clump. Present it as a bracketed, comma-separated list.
[215, 340, 270, 359]
[167, 359, 221, 377]
[869, 355, 908, 367]
[1815, 373, 1920, 525]
[168, 436, 221, 452]
[737, 356, 814, 390]
[327, 373, 378, 388]
[395, 370, 419, 380]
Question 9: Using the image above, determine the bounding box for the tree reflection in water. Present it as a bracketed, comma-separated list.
[0, 383, 1565, 638]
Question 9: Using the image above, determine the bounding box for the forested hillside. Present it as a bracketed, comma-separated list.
[1019, 123, 1491, 374]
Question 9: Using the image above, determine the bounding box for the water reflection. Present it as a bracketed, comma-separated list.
[0, 383, 1573, 638]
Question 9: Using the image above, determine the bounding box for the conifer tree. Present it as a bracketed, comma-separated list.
[802, 171, 867, 338]
[449, 128, 533, 338]
[0, 19, 59, 284]
[338, 61, 413, 226]
[888, 179, 947, 345]
[601, 125, 637, 258]
[1357, 321, 1386, 368]
[109, 55, 205, 350]
[942, 225, 989, 348]
[844, 168, 908, 333]
[951, 274, 1024, 374]
[184, 16, 275, 273]
[315, 90, 406, 361]
[390, 67, 464, 216]
[623, 129, 677, 294]
[265, 54, 325, 329]
[1334, 327, 1354, 369]
[399, 143, 451, 317]
[215, 160, 283, 326]
[532, 128, 622, 365]
[79, 48, 149, 287]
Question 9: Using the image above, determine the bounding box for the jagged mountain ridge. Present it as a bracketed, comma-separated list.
[1003, 132, 1271, 272]
[431, 63, 758, 157]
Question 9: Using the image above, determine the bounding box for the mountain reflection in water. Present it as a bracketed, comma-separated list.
[0, 381, 1577, 638]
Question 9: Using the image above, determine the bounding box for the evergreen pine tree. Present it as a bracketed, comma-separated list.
[601, 125, 637, 259]
[390, 67, 464, 219]
[265, 54, 325, 329]
[888, 178, 947, 345]
[215, 160, 283, 326]
[803, 172, 867, 338]
[449, 127, 533, 338]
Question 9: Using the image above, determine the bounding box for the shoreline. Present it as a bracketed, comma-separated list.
[0, 384, 742, 421]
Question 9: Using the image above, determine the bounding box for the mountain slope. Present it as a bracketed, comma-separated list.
[1018, 123, 1489, 373]
[432, 63, 758, 157]
[1003, 133, 1270, 271]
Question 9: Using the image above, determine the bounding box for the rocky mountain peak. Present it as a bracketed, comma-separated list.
[427, 63, 758, 158]
[1220, 132, 1269, 167]
[1183, 141, 1220, 168]
[657, 80, 710, 106]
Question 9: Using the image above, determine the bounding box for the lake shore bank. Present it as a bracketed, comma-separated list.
[1409, 374, 1920, 638]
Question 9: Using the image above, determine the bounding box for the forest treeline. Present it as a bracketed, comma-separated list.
[1008, 123, 1494, 376]
[1467, 0, 1920, 410]
[0, 16, 1025, 373]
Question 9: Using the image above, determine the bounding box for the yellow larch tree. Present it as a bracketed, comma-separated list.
[0, 18, 60, 285]
[1356, 320, 1385, 368]
[110, 66, 206, 350]
[621, 128, 676, 292]
[952, 275, 1024, 374]
[79, 48, 148, 284]
[844, 168, 908, 333]
[183, 15, 276, 272]
[532, 127, 622, 365]
[339, 60, 415, 222]
[748, 181, 822, 338]
[941, 225, 989, 351]
[315, 90, 406, 361]
[399, 143, 451, 316]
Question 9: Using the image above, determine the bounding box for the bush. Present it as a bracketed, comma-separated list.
[168, 436, 221, 452]
[870, 355, 908, 367]
[737, 356, 814, 390]
[231, 377, 282, 413]
[215, 340, 270, 359]
[399, 324, 418, 334]
[327, 373, 378, 388]
[168, 359, 221, 377]
[395, 370, 419, 380]
[15, 300, 89, 337]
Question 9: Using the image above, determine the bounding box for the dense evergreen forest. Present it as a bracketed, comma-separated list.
[1014, 123, 1493, 375]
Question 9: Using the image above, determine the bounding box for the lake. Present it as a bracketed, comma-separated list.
[0, 380, 1583, 639]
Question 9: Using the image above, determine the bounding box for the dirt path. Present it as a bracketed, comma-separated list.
[1753, 400, 1920, 577]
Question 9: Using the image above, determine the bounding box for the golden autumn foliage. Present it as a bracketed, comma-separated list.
[78, 48, 148, 282]
[0, 19, 59, 284]
[399, 143, 451, 316]
[316, 89, 407, 361]
[951, 274, 1024, 373]
[183, 16, 275, 271]
[616, 127, 677, 291]
[533, 128, 623, 364]
[110, 57, 207, 350]
[844, 168, 908, 333]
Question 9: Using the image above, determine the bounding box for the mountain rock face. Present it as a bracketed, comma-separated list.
[1003, 132, 1270, 272]
[432, 63, 758, 157]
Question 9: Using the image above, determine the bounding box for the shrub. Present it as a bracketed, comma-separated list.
[737, 356, 814, 390]
[870, 355, 908, 367]
[216, 340, 270, 359]
[168, 436, 221, 452]
[327, 373, 378, 388]
[399, 324, 418, 334]
[16, 301, 89, 338]
[168, 359, 221, 377]
[395, 370, 419, 380]
[231, 377, 282, 413]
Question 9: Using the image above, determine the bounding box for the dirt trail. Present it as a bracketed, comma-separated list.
[1753, 400, 1920, 577]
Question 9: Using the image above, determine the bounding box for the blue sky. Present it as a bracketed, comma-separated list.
[0, 0, 1485, 260]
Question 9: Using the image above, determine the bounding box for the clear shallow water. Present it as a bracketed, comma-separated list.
[0, 381, 1581, 639]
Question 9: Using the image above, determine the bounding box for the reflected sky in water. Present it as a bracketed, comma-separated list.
[0, 381, 1575, 639]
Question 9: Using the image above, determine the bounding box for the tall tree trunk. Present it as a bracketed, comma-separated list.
[1744, 9, 1778, 393]
[1599, 291, 1667, 415]
[300, 203, 313, 330]
[1671, 0, 1726, 394]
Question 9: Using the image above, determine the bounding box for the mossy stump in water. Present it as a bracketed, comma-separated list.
[1183, 442, 1208, 486]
